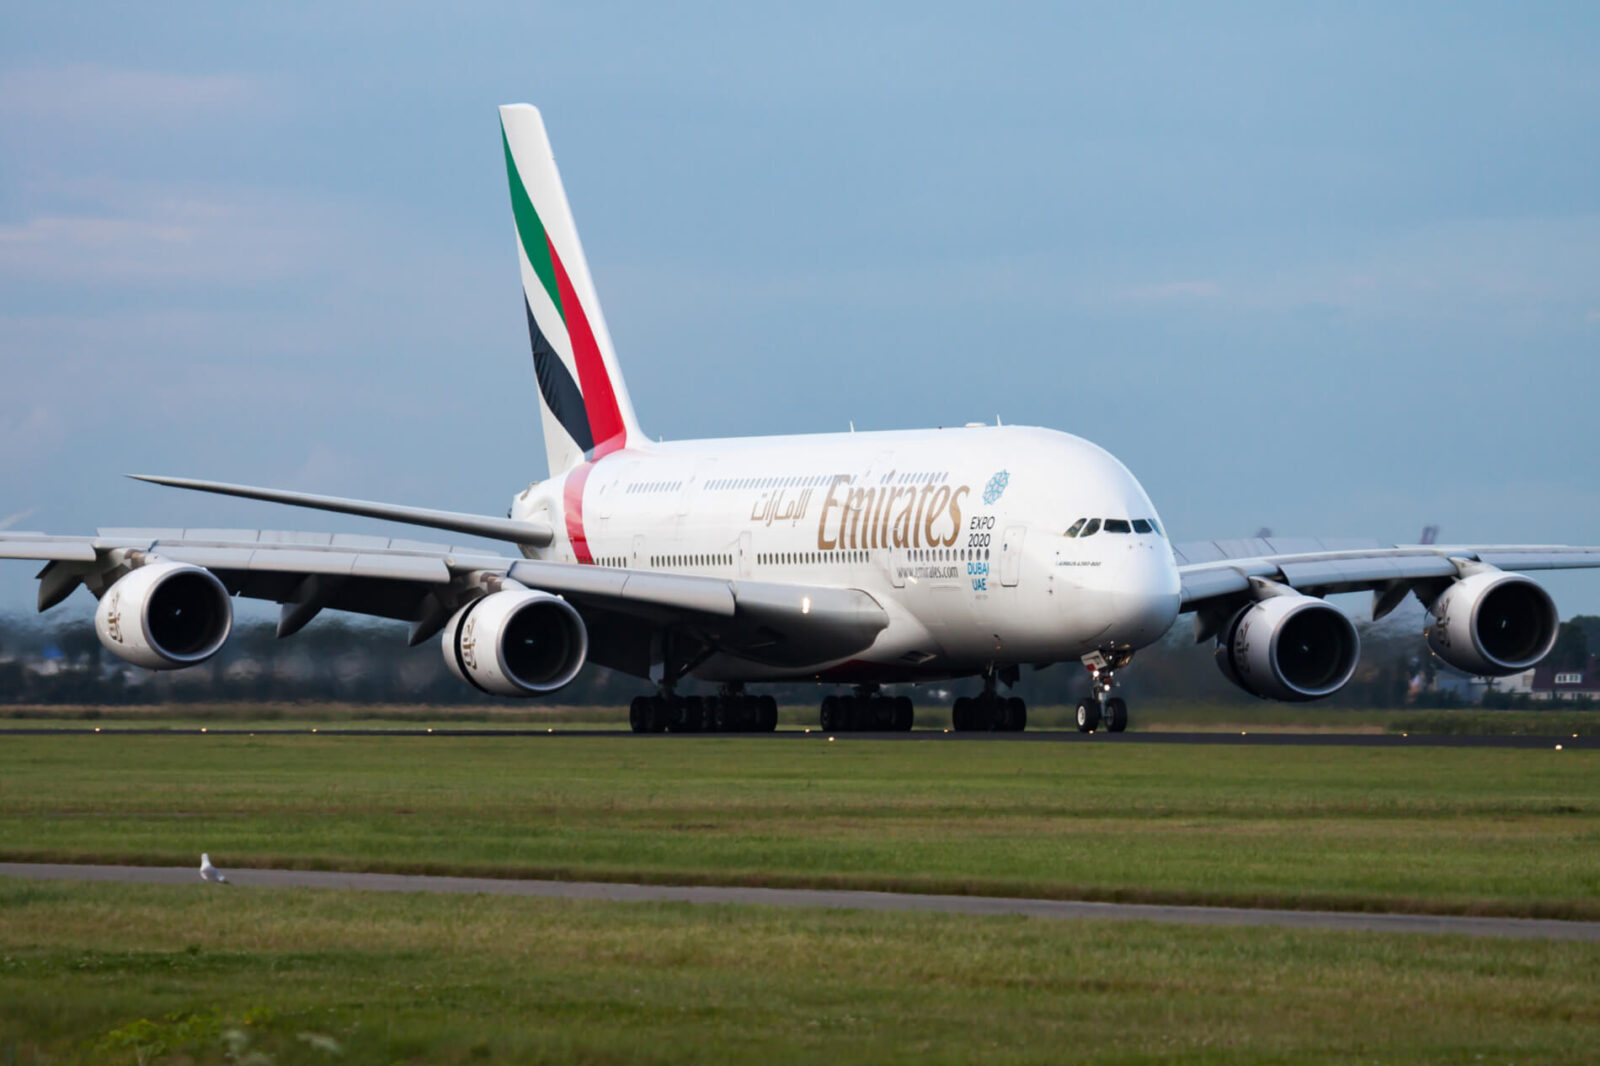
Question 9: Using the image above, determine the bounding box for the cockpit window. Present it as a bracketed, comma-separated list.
[1104, 519, 1132, 534]
[1148, 518, 1163, 537]
[1131, 518, 1152, 534]
[1065, 518, 1086, 538]
[1080, 518, 1101, 537]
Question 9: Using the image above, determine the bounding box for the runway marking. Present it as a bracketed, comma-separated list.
[0, 728, 1588, 748]
[3, 863, 1596, 942]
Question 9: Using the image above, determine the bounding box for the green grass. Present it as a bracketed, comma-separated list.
[2, 878, 1598, 1065]
[3, 735, 1597, 919]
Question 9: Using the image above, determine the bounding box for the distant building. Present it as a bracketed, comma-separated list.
[1505, 655, 1600, 701]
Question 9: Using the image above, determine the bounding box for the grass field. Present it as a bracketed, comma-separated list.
[4, 733, 1599, 1063]
[3, 734, 1597, 919]
[4, 877, 1599, 1065]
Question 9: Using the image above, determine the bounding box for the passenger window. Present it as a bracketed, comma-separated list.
[1104, 519, 1131, 534]
[1065, 518, 1086, 538]
[1080, 519, 1101, 537]
[1131, 519, 1152, 534]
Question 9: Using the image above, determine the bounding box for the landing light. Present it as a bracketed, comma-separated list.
[801, 595, 812, 615]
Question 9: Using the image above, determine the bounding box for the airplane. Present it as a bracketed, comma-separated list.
[4, 104, 1598, 735]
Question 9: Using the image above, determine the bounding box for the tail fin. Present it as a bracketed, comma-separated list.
[499, 104, 642, 475]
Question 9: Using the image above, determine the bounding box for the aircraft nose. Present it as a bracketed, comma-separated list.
[1108, 549, 1182, 646]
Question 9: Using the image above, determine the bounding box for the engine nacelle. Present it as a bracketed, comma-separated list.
[1424, 570, 1558, 676]
[93, 562, 234, 670]
[441, 588, 588, 697]
[1216, 594, 1360, 701]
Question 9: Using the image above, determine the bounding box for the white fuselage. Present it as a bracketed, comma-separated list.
[511, 424, 1182, 683]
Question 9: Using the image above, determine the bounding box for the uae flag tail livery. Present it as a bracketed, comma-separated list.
[500, 104, 642, 476]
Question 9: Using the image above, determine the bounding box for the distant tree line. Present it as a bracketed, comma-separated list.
[1, 609, 1596, 709]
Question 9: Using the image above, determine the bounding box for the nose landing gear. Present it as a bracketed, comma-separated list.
[1076, 651, 1131, 734]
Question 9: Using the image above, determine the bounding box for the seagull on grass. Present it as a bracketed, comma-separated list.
[199, 853, 229, 884]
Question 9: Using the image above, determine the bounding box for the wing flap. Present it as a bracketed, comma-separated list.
[0, 535, 98, 562]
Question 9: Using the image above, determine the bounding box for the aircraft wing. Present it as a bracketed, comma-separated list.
[0, 528, 888, 677]
[1174, 536, 1600, 636]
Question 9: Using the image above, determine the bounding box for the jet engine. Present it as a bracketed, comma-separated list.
[1424, 570, 1558, 676]
[441, 588, 588, 696]
[1216, 593, 1360, 701]
[93, 561, 234, 670]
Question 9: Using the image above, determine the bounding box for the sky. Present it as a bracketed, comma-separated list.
[2, 1, 1598, 618]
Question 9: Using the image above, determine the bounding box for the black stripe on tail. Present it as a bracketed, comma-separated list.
[525, 297, 594, 454]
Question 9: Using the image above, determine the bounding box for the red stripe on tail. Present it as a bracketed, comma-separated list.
[548, 237, 625, 458]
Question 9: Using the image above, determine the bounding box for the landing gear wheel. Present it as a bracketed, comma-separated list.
[758, 695, 778, 732]
[629, 696, 650, 734]
[1104, 697, 1128, 733]
[891, 696, 914, 732]
[820, 695, 839, 733]
[1075, 697, 1101, 734]
[647, 695, 670, 733]
[1005, 697, 1027, 732]
[952, 696, 972, 732]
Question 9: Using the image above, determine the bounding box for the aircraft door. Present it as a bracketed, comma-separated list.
[1000, 525, 1026, 587]
[886, 547, 905, 588]
[738, 531, 753, 579]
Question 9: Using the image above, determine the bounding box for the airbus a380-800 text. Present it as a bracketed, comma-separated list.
[5, 104, 1597, 734]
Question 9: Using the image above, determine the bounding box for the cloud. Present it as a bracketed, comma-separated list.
[0, 185, 334, 287]
[0, 64, 259, 124]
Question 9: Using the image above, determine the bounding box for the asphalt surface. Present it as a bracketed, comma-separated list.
[0, 727, 1588, 747]
[3, 862, 1596, 941]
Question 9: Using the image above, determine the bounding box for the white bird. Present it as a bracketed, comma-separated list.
[199, 853, 229, 884]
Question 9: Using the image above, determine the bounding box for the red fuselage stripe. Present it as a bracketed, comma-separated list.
[563, 462, 596, 564]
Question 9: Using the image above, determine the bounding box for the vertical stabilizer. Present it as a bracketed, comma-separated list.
[500, 104, 642, 475]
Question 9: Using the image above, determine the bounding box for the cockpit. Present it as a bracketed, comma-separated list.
[1063, 517, 1164, 538]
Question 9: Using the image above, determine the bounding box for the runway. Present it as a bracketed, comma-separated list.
[4, 862, 1596, 941]
[0, 727, 1588, 748]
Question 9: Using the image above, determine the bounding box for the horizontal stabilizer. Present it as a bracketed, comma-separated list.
[129, 475, 554, 548]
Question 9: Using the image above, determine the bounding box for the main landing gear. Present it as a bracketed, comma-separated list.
[951, 670, 1027, 732]
[1074, 653, 1129, 734]
[629, 684, 778, 734]
[819, 686, 914, 732]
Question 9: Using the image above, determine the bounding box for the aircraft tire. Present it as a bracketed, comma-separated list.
[820, 696, 839, 732]
[1075, 697, 1100, 734]
[1006, 697, 1027, 732]
[892, 696, 913, 732]
[1104, 697, 1128, 733]
[629, 696, 650, 734]
[952, 696, 971, 731]
[758, 695, 778, 732]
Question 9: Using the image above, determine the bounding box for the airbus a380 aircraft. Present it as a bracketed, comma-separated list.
[5, 105, 1598, 734]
